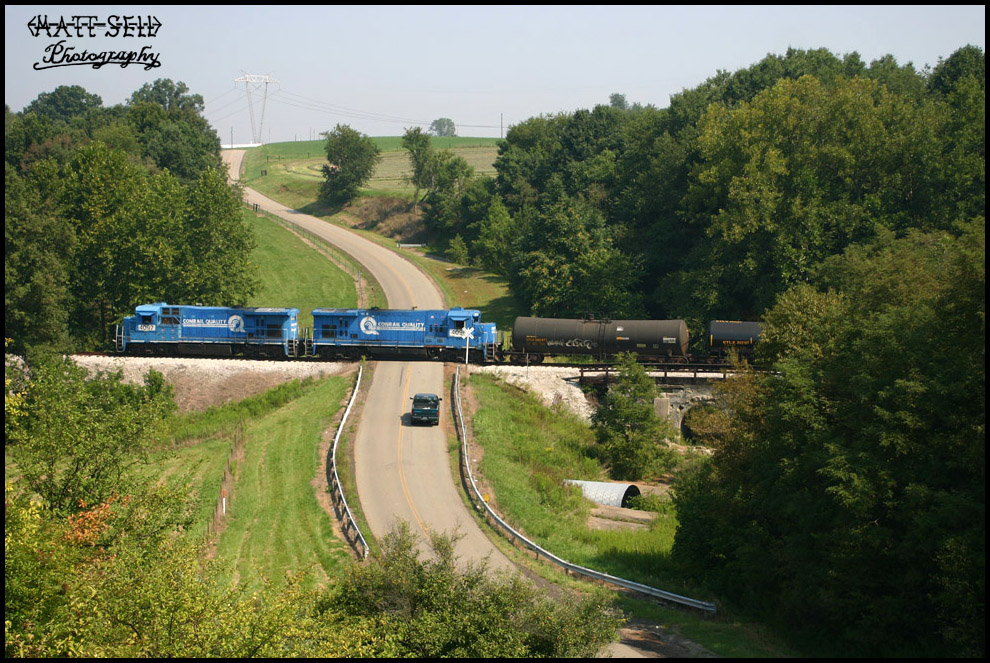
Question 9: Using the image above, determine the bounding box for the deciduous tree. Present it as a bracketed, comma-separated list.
[319, 124, 381, 205]
[7, 353, 175, 514]
[591, 352, 676, 480]
[429, 117, 456, 137]
[673, 223, 985, 656]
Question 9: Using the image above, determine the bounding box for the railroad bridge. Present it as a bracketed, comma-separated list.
[577, 365, 726, 429]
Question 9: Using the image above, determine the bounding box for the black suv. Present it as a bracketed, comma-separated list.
[410, 393, 442, 425]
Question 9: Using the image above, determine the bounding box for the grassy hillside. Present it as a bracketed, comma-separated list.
[241, 137, 500, 198]
[211, 375, 351, 590]
[146, 211, 363, 589]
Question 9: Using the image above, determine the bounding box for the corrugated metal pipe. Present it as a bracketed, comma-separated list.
[565, 480, 641, 508]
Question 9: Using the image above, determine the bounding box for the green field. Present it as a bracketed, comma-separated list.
[152, 377, 353, 591]
[212, 375, 352, 590]
[241, 137, 500, 198]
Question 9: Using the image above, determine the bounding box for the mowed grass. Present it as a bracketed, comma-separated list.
[146, 376, 354, 591]
[245, 208, 357, 329]
[213, 375, 352, 591]
[151, 380, 325, 544]
[142, 207, 362, 590]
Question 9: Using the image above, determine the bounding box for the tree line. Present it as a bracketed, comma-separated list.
[5, 79, 257, 353]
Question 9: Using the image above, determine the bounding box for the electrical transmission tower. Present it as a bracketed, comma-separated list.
[234, 74, 278, 144]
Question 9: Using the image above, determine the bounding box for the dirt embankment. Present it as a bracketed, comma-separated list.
[70, 355, 346, 413]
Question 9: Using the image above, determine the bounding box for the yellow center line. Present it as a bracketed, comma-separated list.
[398, 366, 430, 539]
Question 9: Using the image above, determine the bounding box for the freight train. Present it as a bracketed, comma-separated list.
[115, 303, 761, 364]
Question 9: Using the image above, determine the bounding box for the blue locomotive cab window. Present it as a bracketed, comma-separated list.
[161, 308, 180, 325]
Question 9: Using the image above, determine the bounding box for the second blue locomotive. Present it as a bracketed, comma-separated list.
[310, 307, 499, 361]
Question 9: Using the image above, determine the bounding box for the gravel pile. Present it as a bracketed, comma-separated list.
[472, 365, 594, 421]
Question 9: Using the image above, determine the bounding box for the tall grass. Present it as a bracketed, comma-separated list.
[468, 373, 692, 592]
[168, 379, 316, 443]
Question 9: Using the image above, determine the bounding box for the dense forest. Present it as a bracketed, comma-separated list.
[6, 44, 985, 657]
[5, 79, 257, 354]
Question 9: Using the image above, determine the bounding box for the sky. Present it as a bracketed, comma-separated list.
[5, 5, 986, 144]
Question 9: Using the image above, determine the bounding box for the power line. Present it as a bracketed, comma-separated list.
[208, 79, 507, 139]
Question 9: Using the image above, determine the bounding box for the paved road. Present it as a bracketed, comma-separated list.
[223, 151, 513, 572]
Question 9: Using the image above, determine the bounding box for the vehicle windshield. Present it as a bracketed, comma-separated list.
[413, 396, 437, 408]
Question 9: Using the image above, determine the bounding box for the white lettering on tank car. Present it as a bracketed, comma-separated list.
[547, 338, 594, 349]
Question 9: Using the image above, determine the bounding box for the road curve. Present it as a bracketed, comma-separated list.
[223, 150, 513, 572]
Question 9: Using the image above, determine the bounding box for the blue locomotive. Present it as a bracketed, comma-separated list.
[311, 307, 499, 361]
[116, 303, 302, 358]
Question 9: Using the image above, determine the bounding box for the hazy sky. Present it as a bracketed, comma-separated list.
[5, 5, 985, 143]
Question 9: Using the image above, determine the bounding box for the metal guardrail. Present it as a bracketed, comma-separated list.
[327, 364, 369, 558]
[451, 367, 717, 614]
